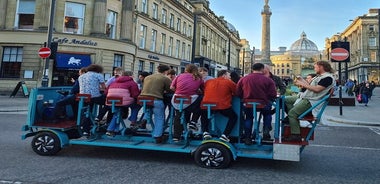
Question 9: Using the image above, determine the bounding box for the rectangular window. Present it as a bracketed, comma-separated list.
[1, 47, 23, 78]
[188, 25, 192, 37]
[175, 40, 180, 58]
[64, 2, 85, 34]
[369, 25, 375, 31]
[181, 42, 186, 59]
[152, 3, 158, 20]
[161, 9, 167, 24]
[141, 0, 148, 14]
[169, 14, 174, 29]
[183, 22, 187, 35]
[106, 11, 117, 39]
[369, 37, 376, 47]
[139, 25, 147, 49]
[168, 37, 173, 56]
[149, 62, 155, 73]
[160, 33, 166, 55]
[176, 18, 181, 32]
[138, 60, 145, 71]
[187, 44, 191, 60]
[370, 51, 376, 62]
[114, 54, 123, 67]
[15, 0, 36, 29]
[150, 29, 157, 52]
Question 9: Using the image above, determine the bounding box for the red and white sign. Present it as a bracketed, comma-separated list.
[38, 47, 51, 58]
[331, 48, 349, 61]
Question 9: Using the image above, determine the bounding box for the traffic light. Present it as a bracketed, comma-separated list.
[49, 42, 58, 59]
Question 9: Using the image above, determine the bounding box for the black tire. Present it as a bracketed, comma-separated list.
[31, 131, 61, 156]
[194, 143, 232, 169]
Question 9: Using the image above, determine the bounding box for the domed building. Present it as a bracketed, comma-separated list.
[270, 32, 323, 80]
[288, 31, 319, 55]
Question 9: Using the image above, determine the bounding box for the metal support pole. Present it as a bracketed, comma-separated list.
[41, 0, 56, 87]
[242, 48, 245, 76]
[227, 38, 231, 70]
[345, 62, 348, 81]
[378, 9, 380, 86]
[338, 62, 343, 115]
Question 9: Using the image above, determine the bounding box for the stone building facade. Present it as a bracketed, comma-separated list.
[190, 0, 240, 77]
[325, 9, 379, 84]
[0, 0, 240, 93]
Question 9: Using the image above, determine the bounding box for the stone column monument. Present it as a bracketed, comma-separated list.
[261, 0, 272, 65]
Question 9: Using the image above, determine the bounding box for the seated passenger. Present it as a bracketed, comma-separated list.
[284, 61, 335, 142]
[200, 70, 237, 142]
[139, 65, 172, 144]
[78, 64, 106, 135]
[236, 63, 277, 145]
[262, 64, 286, 139]
[55, 67, 86, 120]
[105, 71, 140, 136]
[170, 64, 204, 142]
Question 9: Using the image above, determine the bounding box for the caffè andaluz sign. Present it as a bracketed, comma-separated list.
[52, 37, 98, 46]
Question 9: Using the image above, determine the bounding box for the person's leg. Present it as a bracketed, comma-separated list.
[188, 95, 202, 124]
[284, 96, 298, 113]
[128, 102, 141, 123]
[107, 114, 118, 132]
[152, 100, 165, 139]
[55, 95, 75, 118]
[173, 110, 183, 139]
[219, 108, 237, 136]
[200, 109, 210, 133]
[362, 94, 368, 105]
[261, 103, 273, 139]
[287, 99, 311, 135]
[243, 107, 253, 138]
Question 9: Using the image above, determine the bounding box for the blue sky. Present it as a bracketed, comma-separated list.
[209, 0, 379, 51]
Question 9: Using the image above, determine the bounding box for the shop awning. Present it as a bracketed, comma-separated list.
[56, 53, 91, 69]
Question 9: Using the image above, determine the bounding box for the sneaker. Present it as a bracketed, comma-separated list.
[219, 134, 230, 142]
[130, 122, 137, 128]
[94, 118, 100, 122]
[263, 128, 271, 140]
[139, 119, 147, 129]
[83, 131, 89, 137]
[155, 135, 168, 144]
[263, 133, 271, 140]
[188, 122, 198, 132]
[106, 131, 115, 137]
[203, 132, 212, 140]
[172, 137, 180, 142]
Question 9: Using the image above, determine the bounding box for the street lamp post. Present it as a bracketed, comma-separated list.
[251, 46, 255, 68]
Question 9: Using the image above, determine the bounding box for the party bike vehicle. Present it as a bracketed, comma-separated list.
[22, 87, 331, 168]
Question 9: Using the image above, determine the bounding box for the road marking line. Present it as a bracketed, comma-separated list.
[310, 144, 380, 151]
[369, 127, 380, 136]
[0, 180, 23, 184]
